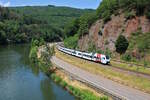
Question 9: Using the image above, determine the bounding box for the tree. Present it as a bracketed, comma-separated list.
[64, 18, 79, 37]
[115, 35, 129, 54]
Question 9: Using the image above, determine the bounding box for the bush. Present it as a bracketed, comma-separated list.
[97, 0, 150, 22]
[55, 76, 62, 84]
[51, 73, 56, 80]
[78, 12, 98, 36]
[68, 85, 74, 91]
[97, 49, 104, 54]
[64, 34, 79, 49]
[146, 11, 150, 19]
[29, 46, 38, 62]
[100, 96, 108, 100]
[60, 81, 68, 88]
[88, 42, 96, 52]
[102, 10, 111, 23]
[124, 11, 135, 20]
[115, 35, 129, 54]
[144, 61, 148, 68]
[105, 48, 112, 57]
[121, 53, 132, 62]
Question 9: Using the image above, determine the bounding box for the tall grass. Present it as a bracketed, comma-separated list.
[50, 73, 108, 100]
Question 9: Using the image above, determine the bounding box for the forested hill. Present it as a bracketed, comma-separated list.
[0, 5, 94, 44]
[10, 6, 94, 28]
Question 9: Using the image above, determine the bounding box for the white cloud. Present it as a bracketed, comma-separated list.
[0, 1, 10, 7]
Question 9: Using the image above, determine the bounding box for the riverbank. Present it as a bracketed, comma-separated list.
[34, 43, 109, 100]
[50, 67, 109, 100]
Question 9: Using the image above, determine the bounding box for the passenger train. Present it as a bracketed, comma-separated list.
[57, 46, 110, 64]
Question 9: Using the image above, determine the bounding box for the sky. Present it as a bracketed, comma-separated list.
[0, 0, 101, 9]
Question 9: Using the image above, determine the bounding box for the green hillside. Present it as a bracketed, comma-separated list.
[10, 6, 94, 28]
[0, 5, 94, 44]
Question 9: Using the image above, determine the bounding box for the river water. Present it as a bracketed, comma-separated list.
[0, 44, 75, 100]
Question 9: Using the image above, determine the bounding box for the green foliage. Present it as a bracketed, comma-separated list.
[64, 34, 79, 49]
[146, 11, 150, 19]
[78, 12, 98, 36]
[88, 42, 96, 52]
[0, 6, 94, 44]
[96, 0, 150, 23]
[130, 32, 150, 53]
[144, 60, 148, 68]
[60, 81, 68, 88]
[55, 76, 62, 84]
[50, 73, 108, 100]
[115, 35, 129, 54]
[29, 46, 38, 63]
[96, 49, 104, 54]
[105, 48, 112, 57]
[128, 32, 150, 61]
[0, 30, 7, 44]
[124, 11, 136, 20]
[29, 38, 45, 63]
[102, 10, 111, 23]
[137, 36, 150, 53]
[64, 18, 80, 37]
[121, 53, 132, 61]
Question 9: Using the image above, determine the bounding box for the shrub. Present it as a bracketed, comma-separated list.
[115, 35, 129, 54]
[50, 73, 56, 80]
[105, 48, 112, 57]
[124, 11, 136, 20]
[100, 96, 108, 100]
[121, 53, 132, 62]
[64, 34, 79, 49]
[97, 49, 104, 54]
[60, 81, 68, 88]
[29, 46, 38, 62]
[88, 42, 96, 52]
[78, 12, 98, 36]
[55, 76, 62, 84]
[144, 60, 148, 68]
[102, 10, 111, 23]
[146, 11, 150, 19]
[68, 85, 74, 91]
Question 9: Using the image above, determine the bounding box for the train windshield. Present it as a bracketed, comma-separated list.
[106, 55, 110, 59]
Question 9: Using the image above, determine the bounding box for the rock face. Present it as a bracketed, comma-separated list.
[78, 14, 150, 52]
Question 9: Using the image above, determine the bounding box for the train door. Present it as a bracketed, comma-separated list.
[96, 54, 101, 62]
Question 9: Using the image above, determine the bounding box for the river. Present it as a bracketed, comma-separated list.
[0, 44, 75, 100]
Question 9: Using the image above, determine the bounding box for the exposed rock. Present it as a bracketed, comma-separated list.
[78, 14, 150, 52]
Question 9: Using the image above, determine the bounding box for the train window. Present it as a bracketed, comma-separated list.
[102, 57, 105, 60]
[106, 56, 109, 59]
[78, 53, 81, 55]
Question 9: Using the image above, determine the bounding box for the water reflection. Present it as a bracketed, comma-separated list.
[0, 44, 75, 100]
[40, 79, 56, 100]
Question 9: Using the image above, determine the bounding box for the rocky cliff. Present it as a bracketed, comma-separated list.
[78, 14, 150, 52]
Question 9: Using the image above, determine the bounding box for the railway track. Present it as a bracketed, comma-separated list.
[51, 56, 150, 100]
[108, 64, 150, 79]
[56, 44, 150, 79]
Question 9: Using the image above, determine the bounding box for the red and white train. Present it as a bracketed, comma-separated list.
[57, 46, 110, 64]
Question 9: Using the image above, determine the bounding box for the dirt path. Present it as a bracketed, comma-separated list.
[51, 56, 150, 100]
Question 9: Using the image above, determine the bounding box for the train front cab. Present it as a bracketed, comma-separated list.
[96, 54, 110, 65]
[101, 55, 110, 64]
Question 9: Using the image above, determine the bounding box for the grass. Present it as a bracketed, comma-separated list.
[111, 60, 150, 75]
[55, 49, 150, 93]
[50, 72, 108, 100]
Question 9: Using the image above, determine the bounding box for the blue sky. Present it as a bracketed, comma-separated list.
[0, 0, 101, 9]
